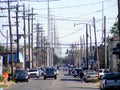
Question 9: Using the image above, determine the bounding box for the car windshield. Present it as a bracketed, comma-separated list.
[87, 72, 97, 75]
[29, 69, 37, 72]
[45, 68, 54, 72]
[15, 70, 26, 73]
[102, 73, 120, 79]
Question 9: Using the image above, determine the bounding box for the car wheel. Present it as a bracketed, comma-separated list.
[100, 85, 104, 90]
[55, 76, 57, 79]
[15, 80, 18, 83]
[44, 76, 46, 80]
[74, 75, 76, 77]
[84, 78, 88, 83]
[37, 76, 39, 79]
[26, 79, 29, 82]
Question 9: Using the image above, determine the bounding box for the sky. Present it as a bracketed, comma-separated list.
[0, 0, 118, 57]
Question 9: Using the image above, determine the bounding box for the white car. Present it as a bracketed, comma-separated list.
[83, 71, 98, 82]
[28, 69, 40, 78]
[100, 72, 120, 90]
[99, 69, 109, 78]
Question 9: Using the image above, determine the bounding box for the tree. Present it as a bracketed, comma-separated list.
[53, 54, 60, 65]
[110, 22, 119, 35]
[0, 45, 4, 53]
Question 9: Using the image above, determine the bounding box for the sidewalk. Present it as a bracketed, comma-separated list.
[0, 81, 15, 89]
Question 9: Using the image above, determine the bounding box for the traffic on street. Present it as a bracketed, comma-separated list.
[0, 0, 119, 90]
[4, 70, 99, 90]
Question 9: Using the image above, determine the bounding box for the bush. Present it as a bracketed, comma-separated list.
[0, 75, 4, 82]
[3, 67, 10, 73]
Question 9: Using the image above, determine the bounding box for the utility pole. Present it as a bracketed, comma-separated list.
[7, 0, 14, 77]
[89, 25, 93, 69]
[36, 23, 43, 67]
[118, 0, 120, 41]
[31, 8, 34, 68]
[28, 6, 31, 69]
[47, 0, 50, 67]
[86, 24, 89, 70]
[16, 4, 19, 64]
[93, 17, 100, 77]
[80, 36, 83, 67]
[23, 4, 27, 69]
[26, 7, 36, 69]
[104, 16, 107, 69]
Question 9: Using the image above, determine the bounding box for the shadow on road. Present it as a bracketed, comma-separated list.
[60, 78, 80, 82]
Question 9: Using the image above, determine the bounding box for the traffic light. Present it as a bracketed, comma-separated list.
[113, 43, 120, 59]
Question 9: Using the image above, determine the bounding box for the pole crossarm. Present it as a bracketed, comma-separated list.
[19, 0, 60, 2]
[0, 0, 17, 3]
[74, 23, 93, 27]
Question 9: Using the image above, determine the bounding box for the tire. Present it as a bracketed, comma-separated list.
[84, 78, 88, 83]
[55, 76, 57, 79]
[15, 80, 18, 83]
[44, 76, 46, 80]
[74, 75, 76, 77]
[37, 76, 39, 79]
[26, 79, 29, 82]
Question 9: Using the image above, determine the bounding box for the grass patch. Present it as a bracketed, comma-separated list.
[0, 84, 8, 88]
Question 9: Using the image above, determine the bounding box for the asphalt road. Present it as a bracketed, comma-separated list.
[4, 70, 100, 90]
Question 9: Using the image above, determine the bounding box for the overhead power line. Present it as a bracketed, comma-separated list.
[0, 29, 8, 38]
[59, 25, 86, 39]
[19, 0, 60, 2]
[33, 0, 112, 10]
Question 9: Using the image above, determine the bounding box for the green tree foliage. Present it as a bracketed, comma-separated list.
[0, 45, 4, 53]
[110, 22, 119, 35]
[53, 54, 60, 65]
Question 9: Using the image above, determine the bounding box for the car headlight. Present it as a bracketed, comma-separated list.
[25, 76, 28, 78]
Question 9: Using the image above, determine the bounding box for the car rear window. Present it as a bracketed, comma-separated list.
[103, 73, 120, 79]
[29, 69, 37, 72]
[46, 68, 54, 72]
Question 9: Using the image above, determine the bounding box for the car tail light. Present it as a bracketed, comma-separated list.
[95, 76, 98, 77]
[87, 76, 91, 78]
[104, 80, 107, 85]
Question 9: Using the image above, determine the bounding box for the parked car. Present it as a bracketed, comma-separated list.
[14, 69, 29, 83]
[54, 68, 59, 75]
[100, 72, 120, 90]
[99, 69, 109, 78]
[43, 67, 57, 80]
[83, 70, 96, 76]
[28, 69, 40, 78]
[38, 67, 45, 76]
[83, 71, 98, 82]
[72, 68, 82, 77]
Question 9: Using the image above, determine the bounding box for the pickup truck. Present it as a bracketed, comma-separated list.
[100, 72, 120, 90]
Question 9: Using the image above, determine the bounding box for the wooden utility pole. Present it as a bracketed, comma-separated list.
[86, 24, 89, 69]
[118, 0, 120, 41]
[8, 0, 14, 76]
[89, 25, 92, 54]
[23, 4, 27, 69]
[28, 6, 31, 69]
[93, 17, 100, 77]
[83, 35, 86, 67]
[31, 8, 34, 68]
[104, 16, 107, 69]
[16, 4, 19, 64]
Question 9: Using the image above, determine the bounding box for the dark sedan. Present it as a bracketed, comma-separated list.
[43, 67, 57, 80]
[14, 69, 29, 83]
[100, 72, 120, 90]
